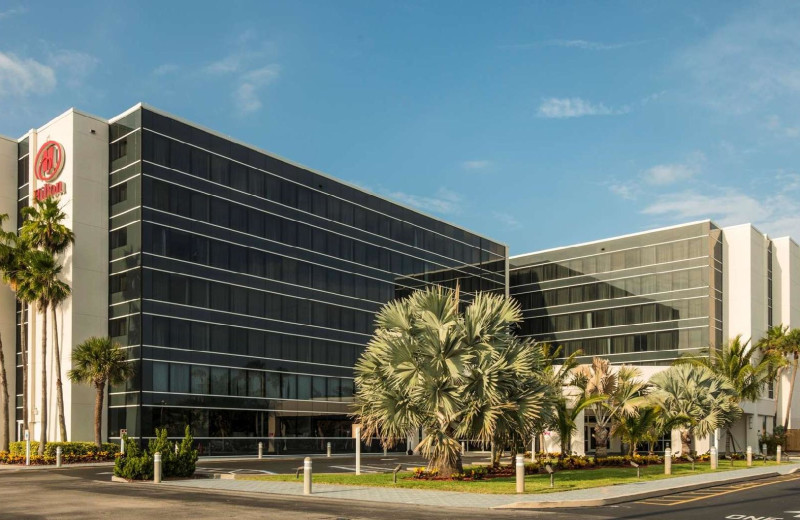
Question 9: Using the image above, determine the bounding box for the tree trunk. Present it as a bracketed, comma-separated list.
[52, 306, 67, 442]
[783, 356, 799, 430]
[0, 332, 8, 452]
[94, 381, 104, 448]
[679, 428, 692, 457]
[21, 303, 28, 436]
[38, 306, 47, 456]
[594, 424, 609, 457]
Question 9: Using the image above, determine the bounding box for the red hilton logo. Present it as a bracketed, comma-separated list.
[33, 140, 66, 201]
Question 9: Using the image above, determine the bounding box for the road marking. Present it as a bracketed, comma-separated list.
[635, 475, 800, 506]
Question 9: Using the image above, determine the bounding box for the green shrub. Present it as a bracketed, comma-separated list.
[114, 438, 153, 480]
[114, 426, 197, 480]
[8, 441, 117, 458]
[759, 426, 788, 455]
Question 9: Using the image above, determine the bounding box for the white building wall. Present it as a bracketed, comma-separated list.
[25, 109, 109, 444]
[771, 237, 800, 429]
[0, 136, 17, 443]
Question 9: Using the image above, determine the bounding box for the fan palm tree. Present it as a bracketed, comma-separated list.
[353, 287, 554, 476]
[678, 335, 780, 453]
[649, 364, 741, 457]
[551, 391, 605, 457]
[68, 337, 134, 447]
[17, 250, 69, 454]
[20, 197, 74, 443]
[757, 325, 800, 429]
[572, 357, 648, 457]
[0, 213, 17, 452]
[611, 405, 660, 456]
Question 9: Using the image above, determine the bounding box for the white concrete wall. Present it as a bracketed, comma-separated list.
[25, 109, 109, 443]
[0, 136, 17, 443]
[771, 237, 800, 429]
[722, 224, 769, 345]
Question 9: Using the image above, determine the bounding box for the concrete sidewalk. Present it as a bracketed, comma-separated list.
[162, 462, 800, 509]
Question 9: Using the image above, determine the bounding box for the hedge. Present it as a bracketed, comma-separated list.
[8, 441, 118, 458]
[114, 426, 198, 480]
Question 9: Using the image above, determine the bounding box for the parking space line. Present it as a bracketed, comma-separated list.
[634, 475, 800, 507]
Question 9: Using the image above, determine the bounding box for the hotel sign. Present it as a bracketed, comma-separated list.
[33, 140, 66, 201]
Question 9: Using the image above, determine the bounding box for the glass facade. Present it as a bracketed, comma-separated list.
[14, 137, 29, 431]
[510, 221, 723, 365]
[107, 107, 506, 454]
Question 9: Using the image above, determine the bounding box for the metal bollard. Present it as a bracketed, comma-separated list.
[545, 464, 554, 488]
[664, 448, 672, 475]
[121, 436, 125, 456]
[154, 452, 162, 483]
[56, 446, 62, 468]
[327, 442, 331, 458]
[746, 446, 752, 467]
[258, 442, 263, 459]
[24, 430, 30, 467]
[384, 445, 388, 456]
[174, 442, 178, 455]
[355, 426, 361, 475]
[777, 445, 782, 464]
[515, 454, 525, 493]
[710, 447, 717, 470]
[303, 457, 312, 495]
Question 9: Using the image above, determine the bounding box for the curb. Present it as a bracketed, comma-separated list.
[494, 467, 799, 509]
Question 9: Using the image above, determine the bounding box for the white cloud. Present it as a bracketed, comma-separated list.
[234, 65, 280, 115]
[537, 97, 625, 118]
[642, 164, 695, 185]
[493, 211, 521, 228]
[47, 49, 98, 88]
[153, 64, 179, 76]
[501, 39, 645, 51]
[386, 187, 462, 216]
[461, 160, 491, 170]
[0, 51, 56, 97]
[0, 6, 26, 19]
[765, 114, 800, 138]
[204, 55, 242, 75]
[609, 183, 636, 200]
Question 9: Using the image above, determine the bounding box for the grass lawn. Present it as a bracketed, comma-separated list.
[239, 460, 784, 494]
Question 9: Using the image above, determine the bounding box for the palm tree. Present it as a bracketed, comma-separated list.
[757, 325, 800, 429]
[678, 335, 780, 453]
[353, 287, 554, 476]
[68, 337, 134, 447]
[573, 357, 648, 457]
[612, 405, 660, 456]
[649, 364, 741, 457]
[20, 197, 74, 443]
[551, 391, 605, 457]
[17, 250, 69, 454]
[0, 213, 17, 452]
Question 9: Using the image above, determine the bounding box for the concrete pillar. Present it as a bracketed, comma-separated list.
[154, 452, 162, 483]
[746, 446, 752, 467]
[355, 426, 361, 475]
[258, 442, 263, 459]
[515, 454, 525, 494]
[56, 446, 62, 468]
[303, 457, 312, 495]
[710, 446, 717, 470]
[664, 448, 672, 475]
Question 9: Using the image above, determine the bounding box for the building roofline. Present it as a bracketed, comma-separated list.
[19, 107, 108, 140]
[510, 219, 714, 260]
[110, 102, 507, 251]
[771, 235, 800, 248]
[0, 134, 15, 144]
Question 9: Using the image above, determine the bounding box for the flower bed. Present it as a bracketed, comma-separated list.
[1, 441, 120, 465]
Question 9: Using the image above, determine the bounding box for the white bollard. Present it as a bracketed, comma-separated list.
[384, 445, 388, 456]
[515, 454, 525, 493]
[355, 426, 361, 475]
[174, 442, 179, 455]
[710, 446, 718, 470]
[326, 442, 331, 458]
[777, 445, 782, 464]
[120, 437, 125, 456]
[258, 442, 263, 459]
[24, 430, 30, 467]
[303, 457, 312, 495]
[154, 452, 162, 483]
[746, 446, 752, 467]
[664, 448, 672, 475]
[56, 446, 62, 468]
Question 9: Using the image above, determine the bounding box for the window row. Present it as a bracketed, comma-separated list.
[511, 237, 709, 285]
[520, 297, 708, 335]
[514, 268, 710, 310]
[142, 269, 375, 334]
[551, 327, 709, 359]
[148, 315, 363, 366]
[150, 361, 354, 401]
[140, 130, 503, 262]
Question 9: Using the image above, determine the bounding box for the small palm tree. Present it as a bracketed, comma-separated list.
[354, 287, 554, 476]
[757, 325, 800, 429]
[21, 197, 74, 444]
[0, 213, 17, 452]
[573, 357, 648, 457]
[649, 364, 741, 457]
[678, 335, 780, 453]
[68, 337, 134, 447]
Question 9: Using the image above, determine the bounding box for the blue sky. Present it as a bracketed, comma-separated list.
[1, 1, 799, 254]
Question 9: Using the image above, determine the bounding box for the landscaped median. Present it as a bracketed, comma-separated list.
[0, 441, 119, 465]
[237, 459, 788, 494]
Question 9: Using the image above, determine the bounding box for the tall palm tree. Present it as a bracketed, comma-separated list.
[573, 357, 648, 457]
[757, 325, 800, 429]
[0, 213, 17, 452]
[68, 337, 134, 447]
[649, 364, 741, 457]
[354, 287, 554, 476]
[17, 250, 68, 455]
[20, 197, 74, 443]
[612, 405, 659, 456]
[678, 335, 780, 453]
